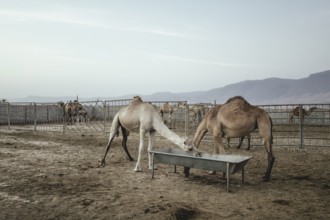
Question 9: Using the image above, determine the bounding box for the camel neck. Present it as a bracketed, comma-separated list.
[153, 120, 184, 147]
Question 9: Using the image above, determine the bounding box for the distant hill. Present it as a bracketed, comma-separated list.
[9, 70, 330, 104]
[142, 70, 330, 104]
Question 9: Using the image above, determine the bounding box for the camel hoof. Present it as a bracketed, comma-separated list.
[208, 171, 216, 175]
[149, 167, 157, 170]
[262, 175, 271, 182]
[134, 168, 142, 172]
[193, 152, 202, 157]
[98, 161, 106, 167]
[127, 157, 134, 161]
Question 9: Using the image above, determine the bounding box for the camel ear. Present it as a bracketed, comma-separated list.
[183, 137, 188, 145]
[184, 137, 192, 146]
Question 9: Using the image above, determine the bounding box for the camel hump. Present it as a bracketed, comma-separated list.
[225, 96, 249, 105]
[224, 96, 252, 112]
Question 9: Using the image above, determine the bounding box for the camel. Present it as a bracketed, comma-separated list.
[57, 100, 84, 125]
[176, 102, 210, 125]
[190, 104, 210, 124]
[288, 106, 318, 124]
[187, 96, 275, 181]
[57, 101, 75, 125]
[99, 96, 198, 172]
[159, 102, 174, 124]
[74, 108, 89, 124]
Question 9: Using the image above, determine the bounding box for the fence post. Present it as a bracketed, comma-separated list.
[103, 101, 107, 134]
[185, 103, 189, 137]
[6, 103, 11, 130]
[299, 104, 304, 149]
[34, 103, 37, 131]
[47, 105, 49, 122]
[63, 107, 66, 135]
[24, 106, 27, 124]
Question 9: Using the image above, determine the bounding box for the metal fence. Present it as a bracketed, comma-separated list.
[0, 100, 329, 148]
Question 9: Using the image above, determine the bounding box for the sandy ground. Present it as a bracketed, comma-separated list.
[0, 129, 329, 220]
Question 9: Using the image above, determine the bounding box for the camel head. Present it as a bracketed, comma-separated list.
[182, 138, 202, 156]
[309, 107, 318, 112]
[57, 101, 64, 108]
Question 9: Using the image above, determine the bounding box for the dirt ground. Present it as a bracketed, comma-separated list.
[0, 129, 329, 220]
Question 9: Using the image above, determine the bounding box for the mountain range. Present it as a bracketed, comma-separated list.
[10, 70, 330, 104]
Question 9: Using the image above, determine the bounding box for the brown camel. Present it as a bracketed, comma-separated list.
[99, 96, 198, 172]
[187, 96, 275, 181]
[57, 100, 84, 125]
[288, 106, 318, 124]
[159, 102, 175, 124]
[190, 104, 210, 124]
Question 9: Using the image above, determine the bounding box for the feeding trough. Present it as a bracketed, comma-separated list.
[150, 147, 252, 191]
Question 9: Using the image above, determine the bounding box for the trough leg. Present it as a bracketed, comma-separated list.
[151, 153, 155, 179]
[226, 162, 230, 192]
[242, 167, 245, 185]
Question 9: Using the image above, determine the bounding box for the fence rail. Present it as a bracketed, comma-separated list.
[0, 100, 329, 148]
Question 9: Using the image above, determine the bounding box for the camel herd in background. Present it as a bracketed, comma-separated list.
[57, 98, 318, 128]
[159, 101, 210, 125]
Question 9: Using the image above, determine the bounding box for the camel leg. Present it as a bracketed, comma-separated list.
[263, 139, 275, 181]
[226, 138, 230, 148]
[258, 116, 275, 181]
[134, 129, 146, 172]
[210, 128, 226, 175]
[213, 129, 225, 154]
[99, 114, 121, 166]
[237, 135, 251, 150]
[121, 127, 134, 161]
[99, 130, 118, 167]
[236, 136, 245, 149]
[246, 135, 251, 150]
[148, 131, 156, 169]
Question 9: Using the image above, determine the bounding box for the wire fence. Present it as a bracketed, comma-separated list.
[0, 100, 329, 149]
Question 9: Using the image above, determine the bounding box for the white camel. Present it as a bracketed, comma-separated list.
[74, 108, 89, 124]
[99, 96, 198, 172]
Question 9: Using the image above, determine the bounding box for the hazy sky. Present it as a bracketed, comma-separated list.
[1, 0, 330, 99]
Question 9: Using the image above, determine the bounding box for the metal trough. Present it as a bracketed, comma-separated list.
[150, 147, 252, 191]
